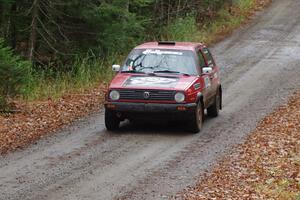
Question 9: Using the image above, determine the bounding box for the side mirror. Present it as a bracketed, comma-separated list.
[112, 64, 120, 72]
[202, 67, 213, 74]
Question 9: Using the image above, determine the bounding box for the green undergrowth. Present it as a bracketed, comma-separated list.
[24, 55, 119, 101]
[164, 0, 257, 44]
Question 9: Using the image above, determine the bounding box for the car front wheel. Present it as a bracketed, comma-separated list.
[105, 109, 120, 131]
[188, 102, 203, 133]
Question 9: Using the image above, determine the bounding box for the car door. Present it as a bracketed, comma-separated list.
[201, 48, 218, 102]
[196, 48, 211, 107]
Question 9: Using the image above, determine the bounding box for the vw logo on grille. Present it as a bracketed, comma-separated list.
[143, 91, 150, 99]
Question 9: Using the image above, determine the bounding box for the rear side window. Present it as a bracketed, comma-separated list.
[202, 48, 215, 67]
[197, 50, 206, 68]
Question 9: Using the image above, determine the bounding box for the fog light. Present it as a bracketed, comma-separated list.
[106, 104, 117, 109]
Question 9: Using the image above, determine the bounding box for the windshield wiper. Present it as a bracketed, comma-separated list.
[132, 54, 146, 70]
[154, 70, 190, 76]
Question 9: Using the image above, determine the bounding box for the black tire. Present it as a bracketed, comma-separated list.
[105, 109, 120, 131]
[188, 102, 203, 133]
[207, 90, 221, 118]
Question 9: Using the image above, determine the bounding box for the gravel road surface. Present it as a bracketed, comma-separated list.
[1, 0, 300, 199]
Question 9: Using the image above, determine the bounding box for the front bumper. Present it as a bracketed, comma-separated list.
[105, 102, 197, 120]
[105, 102, 197, 112]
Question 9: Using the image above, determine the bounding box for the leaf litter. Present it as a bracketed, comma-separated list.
[0, 85, 106, 154]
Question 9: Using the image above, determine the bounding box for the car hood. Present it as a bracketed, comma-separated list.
[109, 73, 197, 91]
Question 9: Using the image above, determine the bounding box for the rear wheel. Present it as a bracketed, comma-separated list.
[188, 102, 203, 133]
[207, 90, 220, 117]
[105, 109, 120, 131]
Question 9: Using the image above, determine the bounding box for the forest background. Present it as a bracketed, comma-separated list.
[0, 0, 256, 110]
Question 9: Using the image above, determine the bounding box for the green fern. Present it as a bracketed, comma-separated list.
[0, 39, 31, 111]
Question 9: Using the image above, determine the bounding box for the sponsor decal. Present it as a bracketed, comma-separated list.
[142, 49, 183, 55]
[124, 76, 179, 88]
[194, 83, 201, 90]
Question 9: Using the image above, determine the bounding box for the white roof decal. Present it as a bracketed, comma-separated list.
[142, 49, 183, 55]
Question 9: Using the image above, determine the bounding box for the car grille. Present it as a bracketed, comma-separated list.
[119, 90, 175, 101]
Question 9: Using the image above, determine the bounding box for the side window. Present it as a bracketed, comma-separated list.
[197, 50, 206, 68]
[202, 48, 215, 67]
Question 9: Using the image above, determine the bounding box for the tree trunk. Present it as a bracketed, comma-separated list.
[126, 0, 129, 11]
[176, 0, 181, 18]
[28, 0, 39, 61]
[10, 3, 17, 49]
[167, 0, 171, 25]
[0, 2, 2, 26]
[0, 2, 3, 38]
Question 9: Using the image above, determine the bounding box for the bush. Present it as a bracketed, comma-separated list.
[164, 16, 200, 41]
[0, 39, 31, 111]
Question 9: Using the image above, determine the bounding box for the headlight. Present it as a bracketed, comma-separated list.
[174, 92, 185, 103]
[109, 90, 120, 100]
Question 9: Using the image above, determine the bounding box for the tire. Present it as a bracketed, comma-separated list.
[105, 109, 120, 131]
[188, 102, 203, 133]
[207, 90, 220, 118]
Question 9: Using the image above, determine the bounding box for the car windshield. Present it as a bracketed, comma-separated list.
[121, 49, 198, 75]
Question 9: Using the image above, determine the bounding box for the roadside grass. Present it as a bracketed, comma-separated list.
[164, 0, 267, 45]
[23, 0, 270, 102]
[24, 55, 119, 101]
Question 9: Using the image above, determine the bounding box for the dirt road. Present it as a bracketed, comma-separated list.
[1, 0, 300, 199]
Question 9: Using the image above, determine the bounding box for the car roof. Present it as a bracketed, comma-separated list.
[134, 42, 206, 51]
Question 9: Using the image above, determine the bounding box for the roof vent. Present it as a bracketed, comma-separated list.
[158, 41, 176, 45]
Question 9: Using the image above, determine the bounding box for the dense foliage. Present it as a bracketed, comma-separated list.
[0, 39, 31, 110]
[0, 0, 236, 64]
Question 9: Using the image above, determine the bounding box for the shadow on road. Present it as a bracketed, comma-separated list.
[106, 114, 215, 136]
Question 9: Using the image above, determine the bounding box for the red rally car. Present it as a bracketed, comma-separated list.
[104, 41, 222, 133]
